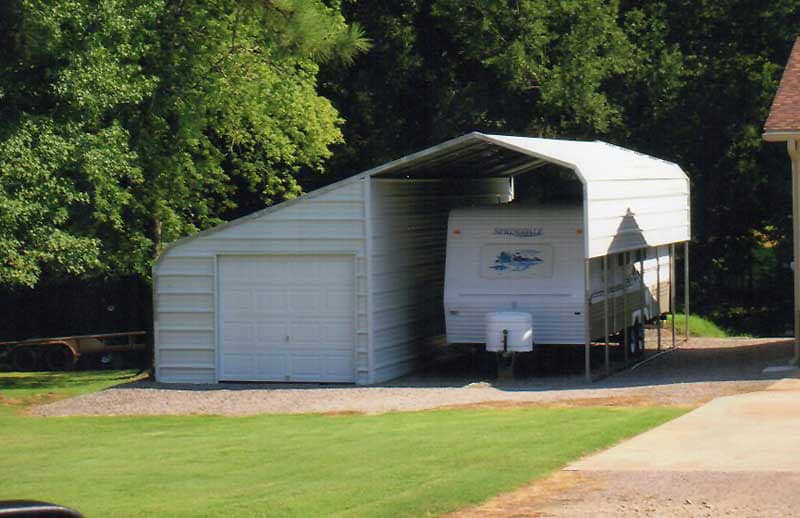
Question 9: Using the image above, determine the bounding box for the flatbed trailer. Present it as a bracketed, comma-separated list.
[0, 331, 146, 371]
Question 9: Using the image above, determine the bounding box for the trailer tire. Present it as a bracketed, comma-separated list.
[632, 322, 645, 357]
[44, 346, 75, 371]
[625, 323, 643, 358]
[11, 347, 38, 372]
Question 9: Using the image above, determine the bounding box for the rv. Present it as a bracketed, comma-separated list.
[444, 204, 672, 374]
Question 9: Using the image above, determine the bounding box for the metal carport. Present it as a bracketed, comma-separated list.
[153, 132, 691, 384]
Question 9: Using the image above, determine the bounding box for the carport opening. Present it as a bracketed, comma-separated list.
[369, 142, 588, 380]
[513, 163, 583, 205]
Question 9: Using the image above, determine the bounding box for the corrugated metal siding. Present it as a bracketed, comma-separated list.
[479, 135, 690, 258]
[369, 179, 512, 383]
[585, 178, 690, 257]
[154, 178, 369, 384]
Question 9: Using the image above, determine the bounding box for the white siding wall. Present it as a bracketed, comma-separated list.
[369, 178, 512, 383]
[585, 177, 690, 257]
[154, 178, 369, 384]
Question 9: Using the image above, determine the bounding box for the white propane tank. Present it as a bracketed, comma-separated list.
[485, 312, 534, 353]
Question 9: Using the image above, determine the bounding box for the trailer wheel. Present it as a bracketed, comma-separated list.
[625, 322, 644, 358]
[632, 322, 645, 357]
[44, 346, 75, 371]
[11, 347, 38, 372]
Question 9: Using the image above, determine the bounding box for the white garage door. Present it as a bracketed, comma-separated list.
[218, 255, 355, 382]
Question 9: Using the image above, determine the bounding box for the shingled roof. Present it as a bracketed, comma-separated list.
[765, 38, 800, 137]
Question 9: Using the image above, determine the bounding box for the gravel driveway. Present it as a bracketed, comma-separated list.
[32, 337, 797, 417]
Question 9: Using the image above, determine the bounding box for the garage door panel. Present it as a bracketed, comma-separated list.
[221, 322, 254, 344]
[256, 290, 287, 314]
[223, 355, 257, 377]
[288, 322, 322, 343]
[256, 354, 288, 379]
[325, 289, 355, 315]
[321, 321, 354, 343]
[290, 354, 326, 380]
[257, 261, 288, 282]
[321, 259, 354, 279]
[225, 288, 253, 312]
[219, 255, 355, 382]
[324, 354, 354, 380]
[256, 323, 288, 343]
[288, 288, 322, 314]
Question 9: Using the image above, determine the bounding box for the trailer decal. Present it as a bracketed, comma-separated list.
[480, 244, 554, 279]
[491, 250, 544, 272]
[493, 227, 543, 238]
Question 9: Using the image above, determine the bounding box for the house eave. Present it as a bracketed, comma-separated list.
[763, 130, 800, 142]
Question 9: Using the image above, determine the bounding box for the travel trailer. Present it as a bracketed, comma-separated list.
[444, 204, 672, 375]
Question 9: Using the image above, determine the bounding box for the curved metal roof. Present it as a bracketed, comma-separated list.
[365, 132, 690, 257]
[157, 132, 690, 262]
[365, 132, 686, 183]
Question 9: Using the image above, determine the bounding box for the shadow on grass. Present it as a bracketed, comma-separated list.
[0, 370, 140, 391]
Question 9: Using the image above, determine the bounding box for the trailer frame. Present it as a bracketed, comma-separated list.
[0, 331, 146, 371]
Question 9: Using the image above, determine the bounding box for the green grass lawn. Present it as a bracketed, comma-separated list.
[665, 313, 733, 338]
[0, 371, 685, 517]
[0, 370, 142, 412]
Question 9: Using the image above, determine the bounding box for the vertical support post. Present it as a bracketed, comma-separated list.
[670, 243, 676, 348]
[612, 253, 618, 334]
[623, 253, 629, 365]
[639, 249, 646, 354]
[790, 139, 800, 366]
[603, 255, 610, 376]
[656, 247, 662, 351]
[584, 258, 592, 381]
[684, 241, 690, 341]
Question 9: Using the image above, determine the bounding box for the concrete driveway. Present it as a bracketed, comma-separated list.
[568, 378, 800, 472]
[454, 377, 800, 517]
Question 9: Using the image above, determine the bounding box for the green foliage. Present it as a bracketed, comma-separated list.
[320, 0, 688, 183]
[2, 0, 800, 336]
[0, 0, 368, 286]
[639, 0, 799, 336]
[665, 313, 732, 338]
[323, 0, 800, 335]
[431, 0, 635, 133]
[0, 371, 684, 516]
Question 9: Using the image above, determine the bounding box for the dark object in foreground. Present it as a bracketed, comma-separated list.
[0, 331, 146, 372]
[0, 500, 83, 517]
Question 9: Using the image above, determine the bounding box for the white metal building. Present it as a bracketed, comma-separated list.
[153, 132, 691, 384]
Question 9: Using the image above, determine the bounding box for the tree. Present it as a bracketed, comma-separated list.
[322, 0, 800, 334]
[622, 0, 800, 333]
[0, 0, 368, 287]
[320, 0, 682, 180]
